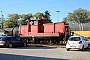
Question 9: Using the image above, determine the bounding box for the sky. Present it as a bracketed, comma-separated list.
[0, 0, 90, 22]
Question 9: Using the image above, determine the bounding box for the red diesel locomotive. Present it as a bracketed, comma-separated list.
[19, 17, 72, 44]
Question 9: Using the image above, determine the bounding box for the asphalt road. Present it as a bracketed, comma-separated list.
[0, 46, 90, 60]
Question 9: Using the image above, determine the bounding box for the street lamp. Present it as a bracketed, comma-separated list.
[56, 10, 60, 22]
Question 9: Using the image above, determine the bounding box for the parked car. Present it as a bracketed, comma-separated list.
[0, 36, 27, 48]
[66, 36, 89, 51]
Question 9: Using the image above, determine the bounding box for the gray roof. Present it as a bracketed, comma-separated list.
[4, 28, 13, 31]
[0, 29, 6, 32]
[0, 28, 19, 32]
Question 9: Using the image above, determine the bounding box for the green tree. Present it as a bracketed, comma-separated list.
[43, 10, 52, 23]
[63, 8, 90, 23]
[4, 14, 20, 28]
[32, 10, 51, 20]
[44, 10, 51, 20]
[33, 12, 43, 19]
[19, 13, 32, 25]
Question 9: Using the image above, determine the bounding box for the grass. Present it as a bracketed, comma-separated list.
[28, 43, 66, 48]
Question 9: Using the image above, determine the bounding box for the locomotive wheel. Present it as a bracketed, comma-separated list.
[23, 43, 27, 47]
[40, 40, 44, 44]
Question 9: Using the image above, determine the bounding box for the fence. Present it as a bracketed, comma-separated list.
[69, 23, 90, 31]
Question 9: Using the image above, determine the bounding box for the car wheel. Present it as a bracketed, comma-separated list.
[82, 45, 85, 51]
[8, 43, 13, 48]
[67, 48, 70, 51]
[23, 43, 27, 47]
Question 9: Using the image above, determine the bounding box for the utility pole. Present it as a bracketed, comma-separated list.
[56, 10, 60, 22]
[2, 15, 4, 28]
[1, 11, 3, 28]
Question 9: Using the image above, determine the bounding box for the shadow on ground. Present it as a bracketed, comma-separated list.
[0, 53, 69, 60]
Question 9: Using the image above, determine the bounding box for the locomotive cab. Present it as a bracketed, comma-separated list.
[27, 18, 46, 33]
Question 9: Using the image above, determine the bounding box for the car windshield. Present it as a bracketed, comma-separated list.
[69, 37, 80, 41]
